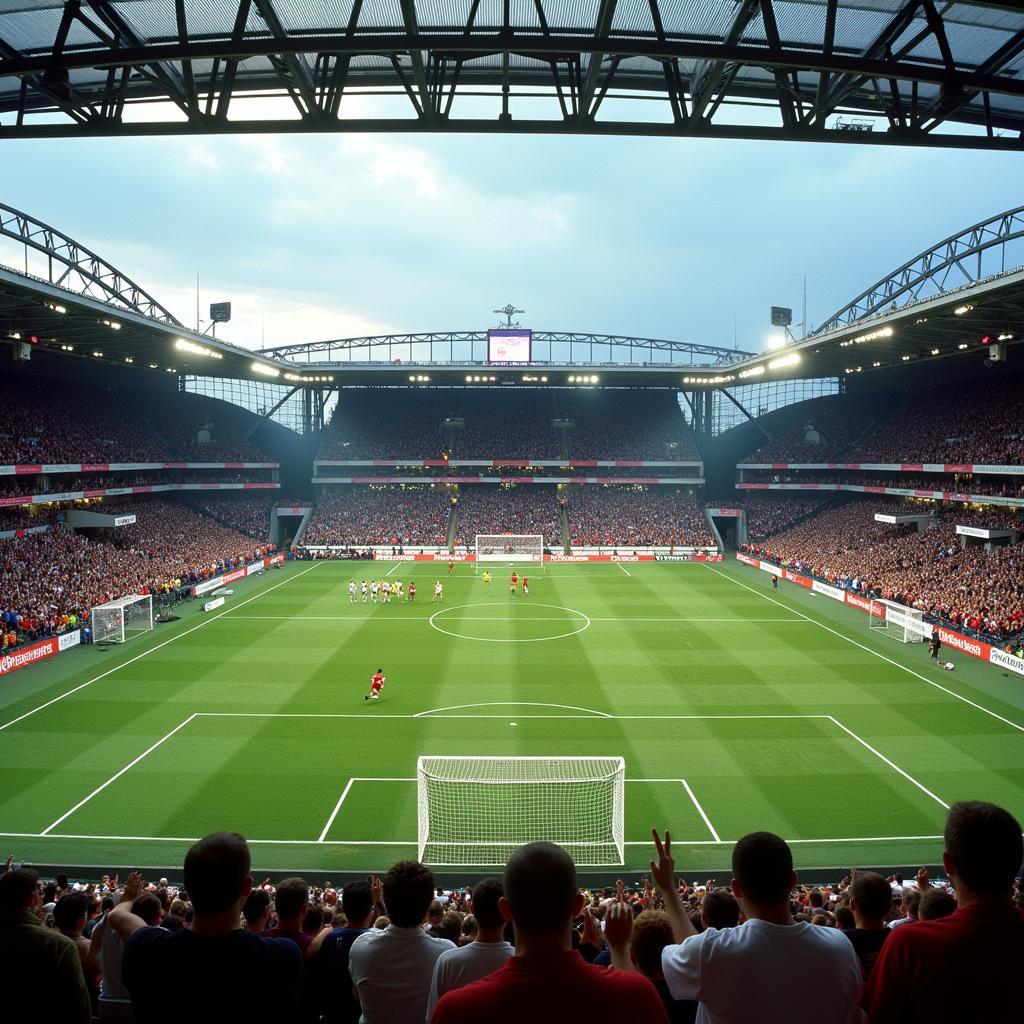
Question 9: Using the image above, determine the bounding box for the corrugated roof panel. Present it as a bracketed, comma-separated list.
[346, 0, 405, 31]
[772, 0, 828, 49]
[656, 0, 747, 40]
[832, 2, 912, 55]
[610, 0, 657, 36]
[262, 0, 357, 33]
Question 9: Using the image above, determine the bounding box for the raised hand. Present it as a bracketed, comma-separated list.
[122, 871, 144, 902]
[916, 866, 930, 891]
[649, 828, 675, 894]
[604, 900, 634, 951]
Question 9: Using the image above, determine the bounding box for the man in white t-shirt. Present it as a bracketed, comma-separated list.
[426, 878, 513, 1018]
[349, 860, 454, 1023]
[651, 829, 862, 1024]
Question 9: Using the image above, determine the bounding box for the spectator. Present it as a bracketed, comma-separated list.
[242, 887, 272, 935]
[861, 801, 1024, 1022]
[91, 890, 162, 1018]
[888, 888, 921, 929]
[114, 833, 304, 1023]
[53, 891, 102, 1008]
[309, 878, 378, 1024]
[431, 842, 667, 1023]
[700, 888, 740, 931]
[0, 867, 91, 1024]
[916, 887, 957, 922]
[568, 488, 713, 549]
[652, 830, 861, 1023]
[426, 878, 514, 1018]
[263, 877, 314, 955]
[349, 860, 455, 1023]
[625, 909, 699, 1023]
[842, 871, 891, 979]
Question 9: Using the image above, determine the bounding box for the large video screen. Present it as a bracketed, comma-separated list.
[487, 329, 532, 363]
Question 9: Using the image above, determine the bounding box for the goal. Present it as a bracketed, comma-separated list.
[417, 756, 625, 866]
[474, 534, 546, 573]
[90, 594, 154, 644]
[869, 598, 928, 643]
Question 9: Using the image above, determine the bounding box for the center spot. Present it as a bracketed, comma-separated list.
[428, 602, 592, 643]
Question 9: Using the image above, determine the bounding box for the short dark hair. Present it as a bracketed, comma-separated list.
[274, 877, 309, 920]
[470, 878, 505, 931]
[183, 832, 252, 915]
[382, 861, 436, 928]
[902, 889, 921, 915]
[341, 879, 373, 922]
[242, 888, 271, 925]
[630, 910, 674, 978]
[919, 888, 957, 921]
[0, 868, 39, 911]
[437, 910, 463, 943]
[504, 842, 578, 934]
[701, 888, 740, 929]
[732, 832, 794, 904]
[131, 893, 163, 926]
[834, 905, 855, 930]
[851, 872, 892, 920]
[944, 802, 1023, 893]
[53, 892, 89, 931]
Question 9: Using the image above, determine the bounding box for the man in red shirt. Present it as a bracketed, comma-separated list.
[861, 801, 1023, 1023]
[430, 842, 667, 1023]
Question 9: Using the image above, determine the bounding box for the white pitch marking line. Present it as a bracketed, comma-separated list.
[384, 562, 401, 577]
[225, 615, 807, 623]
[40, 715, 199, 835]
[827, 716, 950, 810]
[192, 711, 830, 721]
[0, 562, 323, 733]
[681, 779, 722, 842]
[317, 778, 356, 843]
[414, 702, 613, 718]
[704, 563, 1024, 734]
[615, 561, 632, 577]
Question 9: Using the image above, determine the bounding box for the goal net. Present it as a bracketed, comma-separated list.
[474, 534, 546, 573]
[91, 594, 154, 644]
[417, 756, 625, 866]
[868, 598, 928, 643]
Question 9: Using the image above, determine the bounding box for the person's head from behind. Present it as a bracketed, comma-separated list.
[731, 832, 795, 910]
[850, 871, 892, 927]
[919, 888, 957, 921]
[53, 892, 89, 935]
[131, 893, 163, 927]
[701, 888, 740, 930]
[629, 910, 674, 980]
[502, 842, 582, 941]
[242, 887, 271, 929]
[381, 861, 436, 928]
[0, 869, 39, 912]
[437, 910, 463, 943]
[183, 832, 252, 918]
[470, 877, 505, 936]
[901, 888, 921, 919]
[427, 898, 444, 926]
[942, 802, 1022, 896]
[273, 877, 309, 925]
[341, 879, 374, 926]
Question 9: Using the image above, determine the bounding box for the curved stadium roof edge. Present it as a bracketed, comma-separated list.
[0, 1, 1023, 147]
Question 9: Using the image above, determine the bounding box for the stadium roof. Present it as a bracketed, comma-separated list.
[0, 1, 1023, 147]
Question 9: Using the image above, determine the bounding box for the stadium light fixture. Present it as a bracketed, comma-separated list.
[739, 366, 765, 379]
[541, 376, 548, 382]
[176, 338, 223, 360]
[958, 343, 969, 350]
[901, 355, 911, 361]
[45, 301, 67, 314]
[124, 356, 133, 364]
[765, 335, 786, 350]
[767, 352, 800, 370]
[103, 319, 121, 330]
[251, 361, 281, 378]
[465, 375, 473, 382]
[149, 363, 159, 369]
[998, 333, 1014, 341]
[166, 367, 177, 373]
[954, 304, 973, 316]
[92, 350, 103, 357]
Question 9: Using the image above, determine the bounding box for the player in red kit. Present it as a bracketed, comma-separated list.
[522, 576, 529, 596]
[364, 668, 385, 702]
[408, 582, 416, 602]
[510, 572, 518, 594]
[448, 560, 454, 574]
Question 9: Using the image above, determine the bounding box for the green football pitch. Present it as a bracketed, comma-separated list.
[2, 559, 1022, 881]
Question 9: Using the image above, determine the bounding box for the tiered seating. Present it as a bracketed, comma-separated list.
[568, 489, 712, 547]
[302, 489, 452, 546]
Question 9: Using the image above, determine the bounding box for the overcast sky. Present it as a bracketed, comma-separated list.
[2, 128, 1021, 355]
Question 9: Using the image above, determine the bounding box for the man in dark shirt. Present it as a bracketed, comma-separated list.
[112, 832, 304, 1024]
[263, 877, 313, 954]
[309, 879, 375, 1023]
[841, 870, 891, 979]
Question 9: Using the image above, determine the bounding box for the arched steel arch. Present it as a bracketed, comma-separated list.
[0, 202, 181, 325]
[813, 205, 1024, 334]
[0, 1, 1022, 148]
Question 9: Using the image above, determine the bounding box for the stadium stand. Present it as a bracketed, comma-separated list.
[453, 487, 564, 547]
[731, 495, 832, 541]
[567, 488, 713, 548]
[186, 497, 275, 540]
[302, 488, 452, 547]
[454, 392, 561, 459]
[316, 391, 451, 460]
[741, 500, 1024, 642]
[564, 391, 700, 461]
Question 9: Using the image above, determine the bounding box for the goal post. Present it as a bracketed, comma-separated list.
[868, 598, 929, 643]
[473, 534, 546, 573]
[417, 756, 625, 866]
[90, 594, 154, 644]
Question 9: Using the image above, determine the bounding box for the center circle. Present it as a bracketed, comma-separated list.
[428, 602, 592, 643]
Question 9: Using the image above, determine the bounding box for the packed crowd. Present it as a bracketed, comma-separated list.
[0, 377, 273, 466]
[453, 487, 564, 547]
[0, 500, 276, 646]
[3, 800, 1020, 1023]
[455, 393, 561, 460]
[187, 498, 275, 540]
[742, 500, 1024, 641]
[318, 393, 452, 461]
[743, 395, 891, 463]
[851, 382, 1024, 465]
[743, 470, 1024, 499]
[302, 489, 452, 547]
[568, 489, 713, 548]
[733, 496, 831, 541]
[565, 392, 701, 461]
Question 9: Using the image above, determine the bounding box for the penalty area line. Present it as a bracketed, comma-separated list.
[703, 563, 1024, 734]
[317, 779, 355, 843]
[681, 779, 721, 842]
[615, 561, 632, 577]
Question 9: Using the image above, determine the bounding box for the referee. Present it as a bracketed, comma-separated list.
[929, 627, 941, 660]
